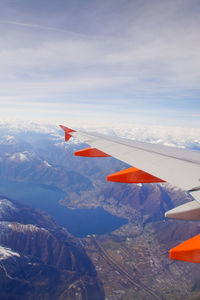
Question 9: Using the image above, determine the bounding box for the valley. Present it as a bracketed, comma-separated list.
[0, 125, 200, 299]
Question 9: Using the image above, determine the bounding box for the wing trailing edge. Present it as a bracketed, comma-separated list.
[165, 198, 200, 220]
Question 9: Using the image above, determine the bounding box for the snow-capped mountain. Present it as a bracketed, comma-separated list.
[0, 121, 200, 299]
[0, 196, 104, 300]
[0, 148, 92, 193]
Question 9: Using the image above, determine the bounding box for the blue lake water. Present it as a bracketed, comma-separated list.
[0, 179, 127, 237]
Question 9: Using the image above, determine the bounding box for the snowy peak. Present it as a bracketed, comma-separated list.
[7, 151, 53, 168]
[0, 198, 19, 220]
[8, 152, 30, 162]
[43, 160, 52, 168]
[6, 150, 53, 169]
[9, 222, 45, 234]
[0, 196, 103, 300]
[0, 135, 17, 145]
[0, 245, 20, 260]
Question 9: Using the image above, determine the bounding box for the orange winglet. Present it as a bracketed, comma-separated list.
[59, 125, 76, 133]
[59, 125, 76, 141]
[107, 167, 165, 183]
[65, 132, 72, 141]
[74, 147, 110, 157]
[170, 235, 200, 263]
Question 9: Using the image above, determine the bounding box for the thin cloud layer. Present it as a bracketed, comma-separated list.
[0, 0, 199, 126]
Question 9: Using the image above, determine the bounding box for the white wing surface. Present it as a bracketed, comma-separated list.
[60, 125, 200, 220]
[72, 131, 200, 191]
[60, 125, 200, 263]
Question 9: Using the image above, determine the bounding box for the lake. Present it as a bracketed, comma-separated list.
[0, 179, 127, 237]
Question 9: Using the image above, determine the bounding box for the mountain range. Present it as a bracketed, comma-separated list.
[0, 196, 104, 300]
[0, 123, 200, 299]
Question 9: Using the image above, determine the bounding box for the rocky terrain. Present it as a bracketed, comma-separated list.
[0, 124, 200, 299]
[0, 196, 104, 300]
[81, 183, 200, 299]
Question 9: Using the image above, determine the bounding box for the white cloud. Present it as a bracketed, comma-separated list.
[0, 20, 68, 33]
[0, 119, 199, 150]
[0, 0, 199, 127]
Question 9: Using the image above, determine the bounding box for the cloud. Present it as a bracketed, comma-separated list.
[0, 0, 199, 126]
[0, 20, 92, 39]
[1, 119, 200, 151]
[0, 21, 65, 32]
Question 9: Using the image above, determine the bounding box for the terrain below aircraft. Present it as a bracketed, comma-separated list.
[60, 125, 200, 263]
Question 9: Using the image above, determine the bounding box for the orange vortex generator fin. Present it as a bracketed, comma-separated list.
[107, 167, 165, 183]
[170, 234, 200, 263]
[59, 125, 76, 141]
[74, 147, 110, 157]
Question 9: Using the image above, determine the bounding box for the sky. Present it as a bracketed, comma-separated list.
[0, 0, 200, 128]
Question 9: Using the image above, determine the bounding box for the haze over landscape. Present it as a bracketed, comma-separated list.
[0, 0, 200, 299]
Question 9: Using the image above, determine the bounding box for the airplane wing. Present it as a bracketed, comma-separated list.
[59, 125, 200, 263]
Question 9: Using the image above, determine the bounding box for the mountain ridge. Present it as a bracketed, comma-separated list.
[0, 196, 104, 300]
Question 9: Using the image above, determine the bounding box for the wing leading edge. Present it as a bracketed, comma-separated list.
[59, 125, 200, 263]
